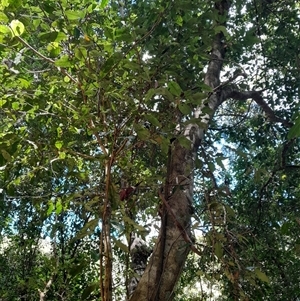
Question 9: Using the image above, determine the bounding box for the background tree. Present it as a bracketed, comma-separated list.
[0, 0, 300, 300]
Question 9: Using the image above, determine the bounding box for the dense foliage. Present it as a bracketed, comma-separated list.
[0, 0, 300, 300]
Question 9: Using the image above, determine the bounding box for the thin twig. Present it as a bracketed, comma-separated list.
[17, 36, 78, 84]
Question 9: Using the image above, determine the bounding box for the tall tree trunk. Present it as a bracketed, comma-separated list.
[101, 160, 113, 301]
[130, 1, 231, 300]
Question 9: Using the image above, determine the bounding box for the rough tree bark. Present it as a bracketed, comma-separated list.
[129, 1, 232, 300]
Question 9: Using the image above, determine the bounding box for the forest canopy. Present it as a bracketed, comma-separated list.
[0, 0, 300, 300]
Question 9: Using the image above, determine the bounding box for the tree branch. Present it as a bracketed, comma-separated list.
[38, 277, 53, 301]
[224, 87, 293, 127]
[17, 36, 78, 85]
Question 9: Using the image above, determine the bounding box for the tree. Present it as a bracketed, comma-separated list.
[0, 0, 300, 300]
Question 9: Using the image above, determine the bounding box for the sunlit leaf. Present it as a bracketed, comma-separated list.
[100, 0, 109, 8]
[65, 10, 84, 21]
[47, 201, 54, 216]
[75, 47, 87, 59]
[0, 24, 11, 37]
[55, 55, 72, 67]
[55, 198, 63, 215]
[10, 20, 24, 36]
[55, 141, 63, 150]
[0, 99, 7, 107]
[0, 12, 8, 22]
[12, 102, 20, 109]
[59, 151, 66, 159]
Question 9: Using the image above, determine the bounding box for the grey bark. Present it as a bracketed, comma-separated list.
[128, 236, 152, 297]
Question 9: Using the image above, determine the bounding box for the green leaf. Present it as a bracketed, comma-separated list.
[280, 222, 292, 235]
[123, 61, 141, 70]
[224, 205, 235, 217]
[214, 241, 223, 259]
[178, 103, 191, 115]
[207, 162, 215, 172]
[0, 99, 7, 107]
[69, 262, 87, 277]
[0, 24, 11, 35]
[216, 156, 227, 170]
[18, 78, 30, 88]
[254, 268, 270, 283]
[0, 0, 9, 8]
[54, 55, 72, 67]
[1, 149, 11, 162]
[100, 53, 123, 78]
[159, 87, 174, 102]
[114, 239, 128, 252]
[75, 47, 87, 60]
[64, 76, 70, 83]
[200, 105, 213, 114]
[59, 151, 66, 159]
[288, 116, 300, 139]
[214, 25, 229, 38]
[39, 31, 67, 42]
[145, 113, 161, 127]
[178, 136, 191, 149]
[10, 20, 24, 37]
[244, 29, 260, 46]
[47, 42, 61, 57]
[65, 10, 85, 21]
[100, 0, 109, 8]
[0, 12, 9, 22]
[145, 88, 155, 102]
[123, 216, 146, 232]
[168, 81, 182, 97]
[47, 201, 54, 216]
[76, 219, 98, 239]
[55, 198, 63, 214]
[137, 128, 150, 140]
[55, 141, 63, 150]
[81, 282, 98, 300]
[12, 102, 20, 109]
[175, 15, 183, 26]
[134, 124, 150, 140]
[199, 83, 213, 92]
